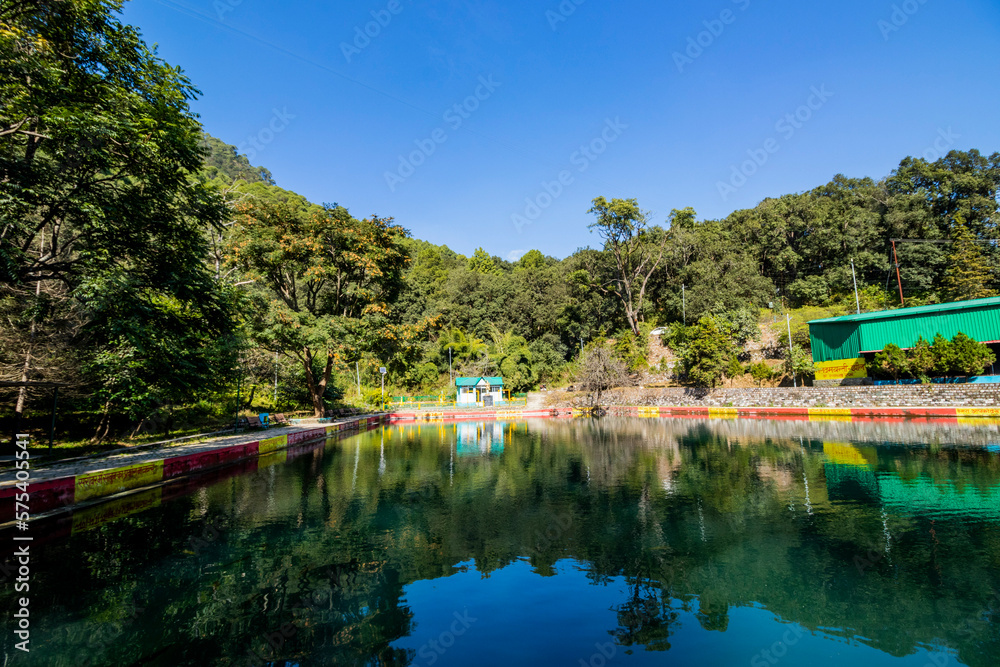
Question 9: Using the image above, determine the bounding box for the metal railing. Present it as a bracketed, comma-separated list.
[386, 399, 528, 411]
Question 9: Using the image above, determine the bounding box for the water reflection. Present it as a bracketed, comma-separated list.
[1, 417, 998, 666]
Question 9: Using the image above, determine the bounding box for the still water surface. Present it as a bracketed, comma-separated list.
[2, 417, 999, 666]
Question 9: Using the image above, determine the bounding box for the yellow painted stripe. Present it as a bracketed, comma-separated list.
[258, 450, 288, 469]
[637, 407, 660, 417]
[809, 408, 853, 416]
[72, 488, 162, 534]
[708, 407, 739, 417]
[823, 442, 869, 467]
[75, 460, 164, 503]
[809, 414, 854, 423]
[958, 417, 1000, 426]
[258, 434, 288, 455]
[957, 407, 1000, 417]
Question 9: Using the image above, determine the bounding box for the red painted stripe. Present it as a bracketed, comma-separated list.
[164, 451, 220, 479]
[161, 458, 257, 503]
[0, 476, 76, 520]
[920, 416, 960, 424]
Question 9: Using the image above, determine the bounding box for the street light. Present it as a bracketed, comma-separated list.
[379, 366, 387, 411]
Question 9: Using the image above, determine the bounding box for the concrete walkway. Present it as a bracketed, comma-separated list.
[0, 418, 373, 487]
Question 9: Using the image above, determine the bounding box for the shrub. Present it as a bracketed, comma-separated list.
[749, 361, 775, 387]
[871, 343, 908, 381]
[908, 336, 934, 383]
[931, 333, 953, 375]
[682, 317, 736, 388]
[725, 355, 744, 380]
[950, 332, 996, 376]
[784, 344, 815, 382]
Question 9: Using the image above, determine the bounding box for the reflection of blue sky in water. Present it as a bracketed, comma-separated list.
[393, 559, 958, 667]
[456, 421, 504, 457]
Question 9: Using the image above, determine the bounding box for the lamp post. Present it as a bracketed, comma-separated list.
[787, 314, 797, 388]
[234, 373, 241, 430]
[851, 259, 861, 315]
[379, 366, 387, 411]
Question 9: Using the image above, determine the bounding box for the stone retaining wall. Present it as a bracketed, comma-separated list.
[597, 384, 1000, 408]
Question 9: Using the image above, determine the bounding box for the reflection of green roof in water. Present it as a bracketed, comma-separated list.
[826, 463, 1000, 520]
[876, 474, 1000, 520]
[824, 463, 879, 499]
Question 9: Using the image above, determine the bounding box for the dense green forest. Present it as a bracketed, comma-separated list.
[2, 1, 1000, 438]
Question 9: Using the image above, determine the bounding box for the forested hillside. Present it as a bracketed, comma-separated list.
[3, 0, 999, 440]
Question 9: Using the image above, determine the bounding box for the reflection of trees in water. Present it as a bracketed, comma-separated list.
[611, 577, 679, 651]
[6, 420, 1000, 665]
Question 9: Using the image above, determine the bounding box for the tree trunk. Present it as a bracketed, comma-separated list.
[91, 401, 111, 444]
[12, 342, 33, 437]
[12, 236, 43, 439]
[301, 347, 329, 418]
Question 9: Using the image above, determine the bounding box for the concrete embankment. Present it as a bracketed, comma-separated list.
[1, 414, 385, 525]
[553, 384, 1000, 409]
[7, 385, 999, 527]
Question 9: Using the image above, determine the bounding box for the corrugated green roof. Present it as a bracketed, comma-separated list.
[808, 297, 1000, 363]
[808, 296, 1000, 324]
[455, 376, 503, 386]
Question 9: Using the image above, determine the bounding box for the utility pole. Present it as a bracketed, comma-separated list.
[850, 259, 861, 315]
[891, 240, 905, 307]
[448, 346, 453, 385]
[580, 335, 584, 356]
[356, 361, 361, 399]
[787, 314, 797, 388]
[379, 366, 386, 411]
[273, 350, 278, 407]
[234, 373, 241, 430]
[682, 284, 686, 325]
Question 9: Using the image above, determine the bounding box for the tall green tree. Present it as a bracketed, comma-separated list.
[0, 0, 236, 435]
[941, 216, 997, 302]
[681, 317, 734, 388]
[585, 197, 667, 336]
[227, 199, 408, 416]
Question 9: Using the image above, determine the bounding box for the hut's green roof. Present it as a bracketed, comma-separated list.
[455, 377, 503, 387]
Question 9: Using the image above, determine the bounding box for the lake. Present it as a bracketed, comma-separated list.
[2, 417, 999, 666]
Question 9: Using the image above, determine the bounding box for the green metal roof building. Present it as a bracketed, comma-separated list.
[808, 296, 1000, 363]
[455, 377, 503, 387]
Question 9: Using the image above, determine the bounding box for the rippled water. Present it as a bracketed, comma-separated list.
[2, 417, 999, 666]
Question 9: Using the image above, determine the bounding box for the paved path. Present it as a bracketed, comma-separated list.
[524, 391, 548, 411]
[0, 419, 371, 488]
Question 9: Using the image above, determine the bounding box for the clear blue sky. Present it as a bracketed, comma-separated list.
[126, 0, 1000, 261]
